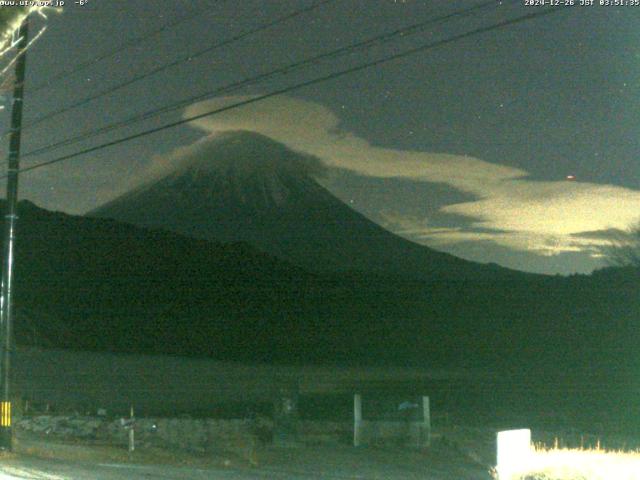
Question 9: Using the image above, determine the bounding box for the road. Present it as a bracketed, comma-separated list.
[0, 451, 491, 480]
[0, 458, 355, 480]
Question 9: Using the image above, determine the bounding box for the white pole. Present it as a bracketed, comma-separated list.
[128, 405, 135, 454]
[422, 396, 431, 447]
[353, 394, 362, 447]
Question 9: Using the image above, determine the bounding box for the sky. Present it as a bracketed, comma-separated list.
[0, 0, 638, 275]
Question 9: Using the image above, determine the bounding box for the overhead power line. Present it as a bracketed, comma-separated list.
[28, 3, 212, 95]
[21, 0, 510, 160]
[20, 0, 336, 131]
[7, 6, 569, 179]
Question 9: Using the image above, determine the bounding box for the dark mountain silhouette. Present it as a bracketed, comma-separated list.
[92, 130, 520, 280]
[6, 200, 320, 361]
[0, 198, 633, 382]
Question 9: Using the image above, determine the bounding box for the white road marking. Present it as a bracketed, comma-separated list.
[0, 466, 68, 480]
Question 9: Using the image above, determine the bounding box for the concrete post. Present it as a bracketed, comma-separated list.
[353, 393, 362, 447]
[422, 395, 431, 447]
[128, 405, 135, 456]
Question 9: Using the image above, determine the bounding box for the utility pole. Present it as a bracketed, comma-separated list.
[0, 18, 29, 451]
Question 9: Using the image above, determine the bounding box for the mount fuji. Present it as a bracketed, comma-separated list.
[92, 130, 518, 280]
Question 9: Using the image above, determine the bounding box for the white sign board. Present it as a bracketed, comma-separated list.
[496, 428, 532, 479]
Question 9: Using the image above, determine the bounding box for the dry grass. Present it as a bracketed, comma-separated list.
[495, 444, 640, 480]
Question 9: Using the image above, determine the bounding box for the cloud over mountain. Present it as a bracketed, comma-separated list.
[112, 96, 640, 268]
[94, 130, 501, 280]
[130, 95, 640, 263]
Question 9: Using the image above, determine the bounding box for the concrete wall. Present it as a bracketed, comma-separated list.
[15, 415, 425, 451]
[16, 415, 261, 453]
[357, 420, 430, 447]
[15, 415, 358, 452]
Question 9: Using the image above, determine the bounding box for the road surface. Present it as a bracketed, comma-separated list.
[0, 458, 342, 479]
[0, 449, 491, 479]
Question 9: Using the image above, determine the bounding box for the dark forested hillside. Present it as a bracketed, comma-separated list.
[2, 200, 638, 378]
